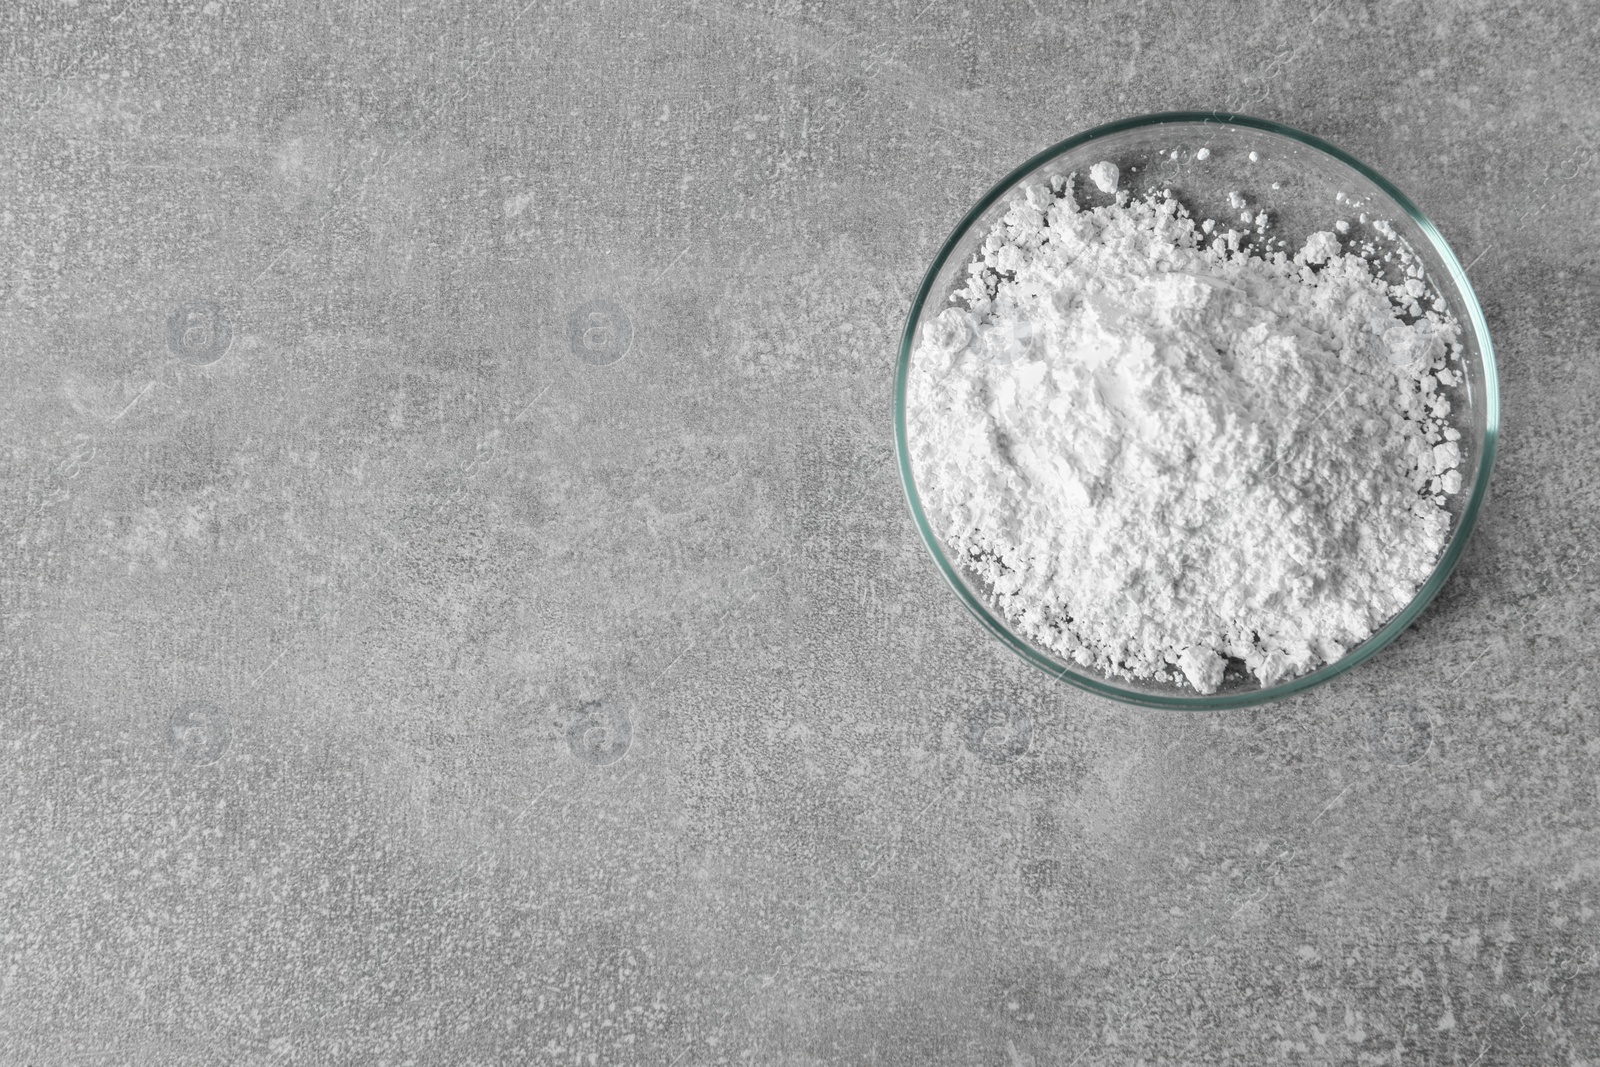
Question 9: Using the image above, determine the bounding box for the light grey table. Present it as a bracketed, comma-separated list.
[3, 2, 1597, 1064]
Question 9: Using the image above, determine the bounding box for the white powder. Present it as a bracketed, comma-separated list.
[907, 170, 1465, 693]
[1088, 161, 1120, 194]
[1301, 230, 1340, 264]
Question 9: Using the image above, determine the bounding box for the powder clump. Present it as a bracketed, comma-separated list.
[1088, 160, 1120, 194]
[906, 179, 1464, 693]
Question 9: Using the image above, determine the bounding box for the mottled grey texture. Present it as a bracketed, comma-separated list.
[1, 2, 1597, 1065]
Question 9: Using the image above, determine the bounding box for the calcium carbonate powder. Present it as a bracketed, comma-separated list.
[906, 168, 1466, 693]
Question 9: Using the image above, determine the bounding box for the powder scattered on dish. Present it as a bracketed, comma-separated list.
[906, 165, 1466, 693]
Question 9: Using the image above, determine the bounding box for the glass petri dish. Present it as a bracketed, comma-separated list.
[893, 112, 1499, 710]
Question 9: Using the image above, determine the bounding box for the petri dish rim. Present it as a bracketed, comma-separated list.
[892, 110, 1501, 711]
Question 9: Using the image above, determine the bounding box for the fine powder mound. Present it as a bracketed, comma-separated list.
[906, 173, 1467, 694]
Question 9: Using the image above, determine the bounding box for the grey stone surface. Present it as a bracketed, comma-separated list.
[2, 1, 1598, 1064]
